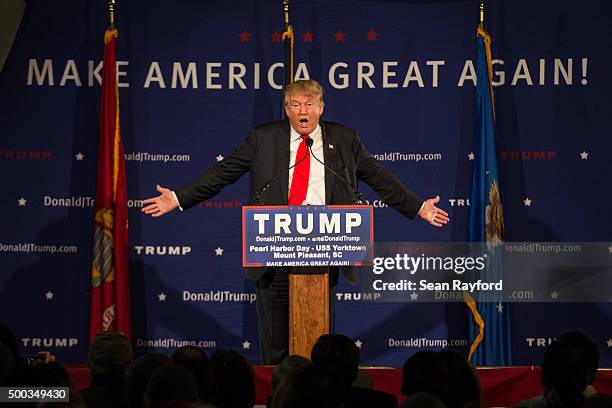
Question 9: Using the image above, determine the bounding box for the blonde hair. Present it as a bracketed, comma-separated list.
[284, 79, 325, 106]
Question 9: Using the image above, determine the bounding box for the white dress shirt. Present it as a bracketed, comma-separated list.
[288, 124, 325, 205]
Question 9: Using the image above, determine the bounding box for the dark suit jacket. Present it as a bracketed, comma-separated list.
[175, 120, 423, 283]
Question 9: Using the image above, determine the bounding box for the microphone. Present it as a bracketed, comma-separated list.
[251, 139, 311, 205]
[307, 144, 365, 205]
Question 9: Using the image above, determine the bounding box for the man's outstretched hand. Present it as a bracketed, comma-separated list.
[418, 195, 449, 227]
[142, 185, 178, 217]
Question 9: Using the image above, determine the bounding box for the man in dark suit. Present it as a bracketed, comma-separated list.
[143, 79, 449, 364]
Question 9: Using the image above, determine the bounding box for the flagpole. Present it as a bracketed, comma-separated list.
[282, 0, 294, 85]
[281, 0, 294, 118]
[109, 0, 117, 30]
[479, 0, 484, 31]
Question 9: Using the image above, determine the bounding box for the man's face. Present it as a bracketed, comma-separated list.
[284, 93, 324, 135]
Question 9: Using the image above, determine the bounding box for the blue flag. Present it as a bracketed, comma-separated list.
[465, 27, 512, 366]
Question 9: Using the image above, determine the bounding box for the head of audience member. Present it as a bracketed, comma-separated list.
[125, 352, 172, 408]
[400, 392, 447, 408]
[9, 361, 73, 387]
[87, 330, 133, 385]
[541, 331, 599, 408]
[143, 363, 199, 408]
[310, 333, 360, 389]
[207, 349, 255, 408]
[0, 324, 20, 361]
[272, 354, 311, 392]
[542, 331, 599, 388]
[271, 364, 344, 408]
[401, 350, 448, 398]
[438, 351, 481, 408]
[0, 343, 16, 385]
[171, 346, 209, 401]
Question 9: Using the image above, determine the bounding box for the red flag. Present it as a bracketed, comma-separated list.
[89, 29, 131, 339]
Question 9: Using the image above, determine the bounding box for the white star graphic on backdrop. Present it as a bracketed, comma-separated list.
[45, 291, 54, 300]
[496, 302, 504, 313]
[216, 154, 224, 162]
[607, 245, 612, 253]
[410, 292, 418, 301]
[215, 246, 224, 256]
[354, 339, 363, 349]
[468, 152, 475, 160]
[607, 339, 612, 348]
[550, 291, 559, 300]
[523, 197, 532, 207]
[242, 340, 251, 350]
[158, 292, 167, 302]
[75, 152, 84, 161]
[579, 151, 589, 160]
[18, 198, 27, 206]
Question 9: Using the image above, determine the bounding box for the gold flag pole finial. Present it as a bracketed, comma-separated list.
[283, 0, 290, 27]
[479, 0, 485, 31]
[109, 0, 117, 30]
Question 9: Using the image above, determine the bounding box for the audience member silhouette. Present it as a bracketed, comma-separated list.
[310, 333, 397, 408]
[125, 352, 172, 408]
[401, 350, 448, 398]
[172, 346, 209, 402]
[515, 331, 603, 408]
[400, 392, 447, 408]
[271, 363, 344, 408]
[79, 330, 133, 408]
[143, 363, 199, 408]
[0, 343, 16, 385]
[207, 349, 255, 408]
[438, 350, 481, 408]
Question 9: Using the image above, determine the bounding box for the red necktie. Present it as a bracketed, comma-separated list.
[288, 135, 311, 205]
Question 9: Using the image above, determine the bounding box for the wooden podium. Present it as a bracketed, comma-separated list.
[288, 271, 330, 358]
[242, 205, 373, 361]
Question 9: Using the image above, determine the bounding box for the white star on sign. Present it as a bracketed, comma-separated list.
[75, 152, 84, 161]
[496, 302, 504, 313]
[45, 291, 54, 300]
[523, 197, 532, 207]
[242, 340, 251, 350]
[216, 154, 224, 162]
[354, 339, 363, 349]
[607, 245, 612, 253]
[410, 292, 419, 301]
[18, 198, 27, 206]
[580, 151, 589, 160]
[607, 339, 612, 348]
[158, 292, 167, 301]
[468, 152, 475, 161]
[550, 291, 559, 300]
[215, 246, 224, 256]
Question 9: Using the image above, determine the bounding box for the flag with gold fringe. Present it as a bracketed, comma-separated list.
[465, 26, 512, 366]
[89, 28, 131, 339]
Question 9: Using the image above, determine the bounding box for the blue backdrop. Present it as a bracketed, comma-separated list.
[1, 0, 611, 366]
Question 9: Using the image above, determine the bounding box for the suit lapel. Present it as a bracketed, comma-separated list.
[274, 122, 290, 205]
[321, 122, 338, 205]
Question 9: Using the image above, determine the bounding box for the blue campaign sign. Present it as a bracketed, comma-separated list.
[242, 205, 373, 267]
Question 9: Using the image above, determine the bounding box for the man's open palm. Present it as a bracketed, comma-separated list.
[142, 185, 178, 217]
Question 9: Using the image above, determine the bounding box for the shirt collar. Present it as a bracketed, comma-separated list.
[290, 124, 321, 142]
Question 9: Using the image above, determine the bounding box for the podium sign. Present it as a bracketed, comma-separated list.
[242, 205, 373, 268]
